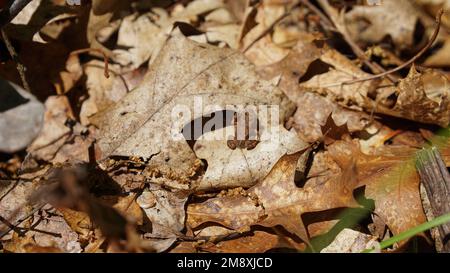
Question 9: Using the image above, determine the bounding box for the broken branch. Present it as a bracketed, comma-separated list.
[416, 146, 450, 252]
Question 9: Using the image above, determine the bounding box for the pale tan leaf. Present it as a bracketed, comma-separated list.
[92, 33, 295, 190]
[193, 125, 308, 190]
[320, 228, 380, 253]
[345, 0, 421, 49]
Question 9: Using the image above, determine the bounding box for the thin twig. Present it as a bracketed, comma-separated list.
[316, 0, 397, 83]
[1, 28, 31, 91]
[0, 180, 19, 202]
[70, 48, 110, 78]
[0, 203, 44, 239]
[337, 19, 398, 83]
[323, 9, 444, 88]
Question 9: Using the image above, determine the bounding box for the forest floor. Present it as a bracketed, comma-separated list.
[0, 0, 450, 253]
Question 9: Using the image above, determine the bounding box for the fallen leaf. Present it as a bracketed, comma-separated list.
[299, 48, 392, 111]
[241, 3, 310, 66]
[320, 228, 380, 253]
[92, 32, 295, 190]
[112, 0, 225, 68]
[26, 95, 74, 161]
[344, 0, 421, 50]
[55, 54, 83, 94]
[320, 113, 352, 145]
[58, 207, 93, 239]
[3, 232, 62, 253]
[1, 0, 446, 254]
[101, 194, 143, 225]
[24, 95, 94, 165]
[259, 38, 372, 143]
[291, 92, 371, 143]
[193, 125, 308, 190]
[188, 139, 427, 246]
[7, 0, 74, 43]
[0, 180, 38, 237]
[376, 67, 450, 127]
[300, 49, 450, 127]
[187, 150, 359, 243]
[137, 183, 189, 252]
[327, 141, 427, 238]
[86, 0, 129, 54]
[80, 61, 146, 126]
[199, 230, 305, 253]
[26, 206, 82, 253]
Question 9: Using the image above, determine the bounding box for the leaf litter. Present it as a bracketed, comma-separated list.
[0, 0, 449, 253]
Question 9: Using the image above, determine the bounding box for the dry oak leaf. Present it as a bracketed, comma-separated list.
[327, 141, 427, 237]
[86, 0, 129, 55]
[24, 95, 94, 164]
[188, 140, 427, 245]
[80, 60, 146, 126]
[259, 34, 324, 93]
[377, 67, 450, 127]
[112, 0, 225, 68]
[241, 3, 311, 66]
[259, 38, 371, 143]
[299, 48, 394, 113]
[0, 180, 39, 236]
[198, 230, 305, 253]
[137, 183, 189, 252]
[56, 53, 83, 94]
[187, 151, 360, 243]
[58, 207, 107, 253]
[320, 228, 380, 253]
[100, 194, 144, 226]
[2, 232, 62, 253]
[300, 49, 450, 127]
[92, 32, 294, 189]
[344, 0, 421, 50]
[320, 113, 351, 145]
[192, 125, 308, 190]
[200, 10, 242, 49]
[241, 3, 289, 66]
[58, 207, 94, 239]
[26, 208, 82, 253]
[292, 139, 425, 244]
[291, 92, 370, 143]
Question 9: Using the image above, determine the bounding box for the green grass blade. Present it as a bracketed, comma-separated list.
[363, 212, 450, 253]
